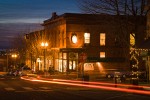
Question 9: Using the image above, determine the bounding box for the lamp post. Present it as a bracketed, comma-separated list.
[41, 42, 48, 72]
[11, 54, 17, 69]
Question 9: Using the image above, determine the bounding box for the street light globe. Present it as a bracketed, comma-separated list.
[41, 42, 48, 47]
[41, 42, 44, 46]
[45, 42, 48, 46]
[12, 54, 17, 58]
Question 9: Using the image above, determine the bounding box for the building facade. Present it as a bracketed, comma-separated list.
[27, 12, 146, 78]
[41, 13, 146, 77]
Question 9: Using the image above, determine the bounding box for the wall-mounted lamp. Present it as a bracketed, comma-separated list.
[71, 33, 77, 44]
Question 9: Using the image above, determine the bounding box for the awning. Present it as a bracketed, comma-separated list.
[60, 48, 85, 52]
[86, 57, 126, 62]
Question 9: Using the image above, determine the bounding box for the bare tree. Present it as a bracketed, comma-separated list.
[25, 29, 54, 71]
[77, 0, 149, 83]
[25, 30, 45, 69]
[77, 0, 148, 48]
[11, 34, 26, 66]
[77, 0, 149, 16]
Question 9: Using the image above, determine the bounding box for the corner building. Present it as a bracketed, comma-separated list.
[42, 12, 146, 78]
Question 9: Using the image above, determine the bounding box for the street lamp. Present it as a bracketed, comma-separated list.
[41, 42, 48, 72]
[11, 54, 17, 69]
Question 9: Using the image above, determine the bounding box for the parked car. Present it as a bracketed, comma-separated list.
[105, 69, 131, 78]
[7, 69, 20, 76]
[21, 67, 33, 76]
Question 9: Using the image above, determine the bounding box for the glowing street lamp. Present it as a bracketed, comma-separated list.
[41, 42, 48, 47]
[41, 42, 48, 71]
[11, 54, 18, 69]
[11, 54, 17, 58]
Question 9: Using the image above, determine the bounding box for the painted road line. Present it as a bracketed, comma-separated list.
[40, 87, 51, 90]
[22, 87, 33, 90]
[5, 87, 15, 91]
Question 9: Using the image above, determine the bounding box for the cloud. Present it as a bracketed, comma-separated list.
[0, 0, 80, 48]
[0, 23, 43, 48]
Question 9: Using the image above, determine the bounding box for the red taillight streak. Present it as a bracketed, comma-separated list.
[21, 77, 150, 95]
[39, 78, 150, 89]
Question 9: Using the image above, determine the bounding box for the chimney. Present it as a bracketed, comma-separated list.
[51, 12, 57, 19]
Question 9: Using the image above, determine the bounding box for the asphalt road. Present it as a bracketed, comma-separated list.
[0, 76, 150, 100]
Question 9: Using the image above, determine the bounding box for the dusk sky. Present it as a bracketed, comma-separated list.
[0, 0, 80, 49]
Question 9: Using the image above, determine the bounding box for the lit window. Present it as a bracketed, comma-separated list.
[71, 34, 77, 44]
[84, 33, 90, 43]
[100, 52, 105, 58]
[130, 33, 135, 46]
[100, 33, 106, 46]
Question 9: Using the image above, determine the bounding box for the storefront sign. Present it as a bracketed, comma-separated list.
[84, 63, 94, 71]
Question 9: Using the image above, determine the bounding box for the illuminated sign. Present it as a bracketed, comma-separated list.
[84, 63, 94, 71]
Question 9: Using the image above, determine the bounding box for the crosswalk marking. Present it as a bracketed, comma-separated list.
[3, 87, 52, 92]
[5, 87, 15, 91]
[22, 87, 33, 90]
[40, 87, 51, 90]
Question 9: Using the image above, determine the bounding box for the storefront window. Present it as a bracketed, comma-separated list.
[69, 61, 76, 70]
[69, 52, 78, 71]
[58, 60, 62, 72]
[63, 60, 67, 72]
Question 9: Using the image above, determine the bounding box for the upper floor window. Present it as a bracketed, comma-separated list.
[100, 33, 106, 46]
[71, 34, 77, 44]
[84, 33, 90, 43]
[100, 52, 105, 58]
[130, 33, 135, 47]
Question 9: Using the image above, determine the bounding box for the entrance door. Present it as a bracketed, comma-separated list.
[69, 60, 76, 71]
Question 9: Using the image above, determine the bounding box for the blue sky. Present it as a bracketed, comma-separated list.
[0, 0, 80, 48]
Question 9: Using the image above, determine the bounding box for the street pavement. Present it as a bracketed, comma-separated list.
[33, 73, 150, 91]
[1, 78, 150, 100]
[1, 71, 150, 91]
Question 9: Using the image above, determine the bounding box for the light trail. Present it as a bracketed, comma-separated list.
[21, 76, 150, 95]
[38, 77, 150, 90]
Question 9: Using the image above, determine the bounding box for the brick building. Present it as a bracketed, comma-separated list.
[27, 12, 146, 78]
